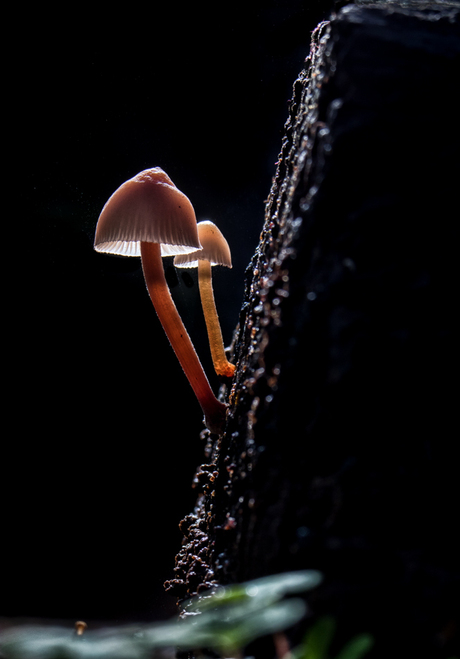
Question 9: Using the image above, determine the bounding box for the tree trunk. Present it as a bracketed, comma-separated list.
[166, 3, 460, 657]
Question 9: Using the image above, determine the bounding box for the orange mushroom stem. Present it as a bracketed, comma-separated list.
[174, 220, 235, 379]
[198, 259, 235, 378]
[94, 168, 227, 434]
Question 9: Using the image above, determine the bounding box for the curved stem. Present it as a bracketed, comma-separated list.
[198, 260, 236, 379]
[140, 241, 226, 434]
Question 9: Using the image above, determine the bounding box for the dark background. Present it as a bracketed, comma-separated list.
[5, 1, 333, 623]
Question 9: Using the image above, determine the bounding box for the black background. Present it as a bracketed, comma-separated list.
[5, 1, 333, 623]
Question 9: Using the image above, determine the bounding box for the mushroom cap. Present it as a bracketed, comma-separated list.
[174, 220, 232, 268]
[94, 168, 202, 257]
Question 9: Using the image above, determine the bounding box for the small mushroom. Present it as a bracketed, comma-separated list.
[94, 168, 226, 434]
[174, 220, 236, 379]
[74, 621, 87, 636]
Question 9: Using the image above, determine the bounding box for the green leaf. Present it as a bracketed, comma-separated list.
[185, 570, 323, 614]
[0, 625, 147, 659]
[0, 571, 323, 659]
[334, 633, 374, 659]
[296, 616, 336, 659]
[148, 597, 308, 652]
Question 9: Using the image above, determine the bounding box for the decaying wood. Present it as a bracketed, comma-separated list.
[166, 3, 460, 657]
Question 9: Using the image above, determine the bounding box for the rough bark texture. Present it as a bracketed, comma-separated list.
[165, 3, 460, 657]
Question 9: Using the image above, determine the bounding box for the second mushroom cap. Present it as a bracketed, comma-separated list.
[173, 220, 232, 268]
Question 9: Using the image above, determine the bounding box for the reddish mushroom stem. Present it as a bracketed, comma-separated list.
[140, 241, 226, 434]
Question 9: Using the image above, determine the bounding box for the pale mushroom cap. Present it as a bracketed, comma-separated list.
[94, 168, 202, 257]
[174, 220, 232, 268]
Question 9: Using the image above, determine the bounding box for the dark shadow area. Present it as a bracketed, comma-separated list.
[4, 1, 332, 623]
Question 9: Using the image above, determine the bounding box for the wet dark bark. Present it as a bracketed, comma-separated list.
[166, 3, 460, 657]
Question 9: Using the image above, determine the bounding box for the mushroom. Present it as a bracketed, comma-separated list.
[74, 621, 87, 636]
[94, 168, 227, 434]
[174, 220, 236, 379]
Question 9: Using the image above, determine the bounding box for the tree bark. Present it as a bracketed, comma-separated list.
[166, 3, 460, 657]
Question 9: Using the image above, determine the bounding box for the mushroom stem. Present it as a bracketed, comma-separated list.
[198, 260, 236, 379]
[140, 241, 226, 433]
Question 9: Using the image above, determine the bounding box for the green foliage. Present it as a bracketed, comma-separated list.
[185, 569, 323, 615]
[292, 616, 373, 659]
[0, 571, 374, 659]
[293, 616, 336, 659]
